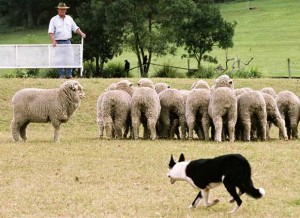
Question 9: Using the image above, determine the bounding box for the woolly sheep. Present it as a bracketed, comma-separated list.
[186, 88, 211, 140]
[237, 91, 267, 141]
[276, 90, 300, 139]
[234, 87, 253, 96]
[158, 88, 186, 139]
[96, 82, 118, 138]
[155, 82, 170, 94]
[261, 87, 277, 98]
[131, 78, 161, 140]
[191, 79, 210, 89]
[208, 75, 237, 142]
[261, 92, 287, 140]
[99, 80, 134, 139]
[11, 80, 85, 142]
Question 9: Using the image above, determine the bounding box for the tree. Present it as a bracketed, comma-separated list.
[165, 1, 236, 71]
[76, 0, 124, 77]
[109, 0, 175, 77]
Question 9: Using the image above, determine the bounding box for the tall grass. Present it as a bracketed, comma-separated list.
[0, 78, 299, 217]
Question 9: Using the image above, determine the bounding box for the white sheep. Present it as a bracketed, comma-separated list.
[186, 88, 211, 140]
[96, 82, 117, 138]
[131, 78, 161, 140]
[261, 87, 277, 98]
[208, 75, 237, 142]
[276, 90, 300, 139]
[99, 80, 134, 139]
[155, 82, 170, 94]
[261, 92, 287, 140]
[158, 88, 186, 139]
[11, 80, 85, 142]
[237, 91, 267, 141]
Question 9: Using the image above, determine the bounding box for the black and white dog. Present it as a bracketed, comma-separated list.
[167, 153, 265, 213]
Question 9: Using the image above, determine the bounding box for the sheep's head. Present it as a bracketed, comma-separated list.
[191, 80, 210, 90]
[214, 75, 234, 89]
[61, 80, 85, 99]
[115, 80, 134, 95]
[137, 78, 155, 89]
[155, 82, 170, 94]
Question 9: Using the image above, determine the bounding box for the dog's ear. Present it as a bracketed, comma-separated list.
[178, 153, 185, 162]
[169, 155, 176, 168]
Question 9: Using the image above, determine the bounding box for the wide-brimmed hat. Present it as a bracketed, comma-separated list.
[56, 2, 70, 9]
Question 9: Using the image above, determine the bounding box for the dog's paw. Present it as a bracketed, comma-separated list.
[188, 204, 196, 209]
[229, 198, 234, 203]
[206, 199, 220, 207]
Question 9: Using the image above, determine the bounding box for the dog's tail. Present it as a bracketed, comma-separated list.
[246, 185, 265, 199]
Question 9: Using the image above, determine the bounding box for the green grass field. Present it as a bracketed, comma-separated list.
[0, 78, 299, 217]
[1, 0, 300, 78]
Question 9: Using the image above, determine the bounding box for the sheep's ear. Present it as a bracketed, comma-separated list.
[169, 155, 176, 169]
[178, 153, 185, 162]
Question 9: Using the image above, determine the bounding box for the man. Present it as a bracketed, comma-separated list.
[124, 60, 130, 77]
[48, 2, 86, 79]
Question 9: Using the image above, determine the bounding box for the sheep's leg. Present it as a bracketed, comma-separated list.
[187, 114, 196, 140]
[11, 120, 21, 141]
[290, 117, 299, 139]
[213, 116, 222, 142]
[179, 115, 186, 140]
[227, 119, 236, 142]
[20, 122, 29, 141]
[242, 117, 251, 141]
[104, 117, 113, 139]
[52, 123, 61, 143]
[98, 119, 104, 138]
[257, 112, 267, 141]
[114, 117, 125, 139]
[275, 117, 288, 140]
[202, 115, 210, 141]
[148, 118, 158, 140]
[131, 110, 141, 139]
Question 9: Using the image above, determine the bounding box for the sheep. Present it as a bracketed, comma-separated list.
[208, 75, 237, 142]
[276, 90, 300, 139]
[236, 91, 267, 141]
[96, 82, 118, 138]
[155, 82, 170, 94]
[99, 80, 134, 139]
[131, 78, 161, 140]
[186, 88, 211, 140]
[234, 87, 253, 96]
[261, 92, 287, 140]
[261, 87, 277, 98]
[191, 79, 210, 90]
[11, 80, 85, 142]
[158, 88, 186, 139]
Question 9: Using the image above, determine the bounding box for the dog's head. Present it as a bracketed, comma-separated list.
[167, 153, 188, 184]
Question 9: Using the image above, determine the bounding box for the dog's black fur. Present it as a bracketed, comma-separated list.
[168, 153, 264, 212]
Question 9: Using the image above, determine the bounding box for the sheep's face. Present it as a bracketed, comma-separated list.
[62, 80, 85, 99]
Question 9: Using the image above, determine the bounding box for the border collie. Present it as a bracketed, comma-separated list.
[167, 153, 265, 213]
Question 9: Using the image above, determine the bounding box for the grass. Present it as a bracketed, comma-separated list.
[1, 0, 300, 78]
[0, 78, 300, 217]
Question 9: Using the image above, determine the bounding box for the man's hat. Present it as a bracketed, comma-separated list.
[56, 2, 70, 9]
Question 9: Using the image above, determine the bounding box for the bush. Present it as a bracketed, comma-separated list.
[102, 62, 127, 78]
[152, 64, 186, 78]
[186, 66, 215, 78]
[227, 67, 263, 78]
[40, 69, 59, 78]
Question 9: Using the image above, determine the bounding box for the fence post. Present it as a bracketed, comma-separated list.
[287, 58, 291, 79]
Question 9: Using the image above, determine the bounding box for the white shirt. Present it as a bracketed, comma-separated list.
[48, 15, 79, 40]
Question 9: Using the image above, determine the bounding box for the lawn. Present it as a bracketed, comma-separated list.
[1, 0, 300, 78]
[0, 78, 299, 217]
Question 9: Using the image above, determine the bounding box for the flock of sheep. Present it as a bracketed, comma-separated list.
[10, 76, 300, 142]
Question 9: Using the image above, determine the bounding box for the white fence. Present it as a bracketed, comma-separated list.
[0, 39, 84, 76]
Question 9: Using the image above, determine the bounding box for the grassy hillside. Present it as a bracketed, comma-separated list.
[0, 78, 299, 217]
[1, 0, 300, 77]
